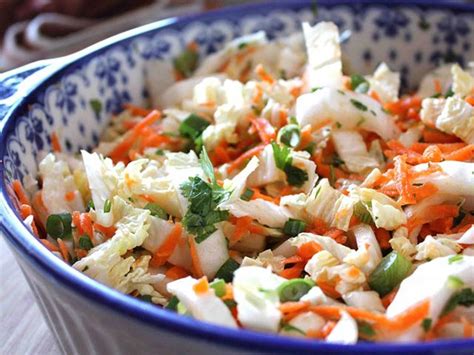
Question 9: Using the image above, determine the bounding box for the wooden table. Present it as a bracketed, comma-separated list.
[0, 236, 60, 354]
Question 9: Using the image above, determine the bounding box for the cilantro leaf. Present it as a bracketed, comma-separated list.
[271, 142, 308, 187]
[173, 47, 199, 78]
[284, 164, 308, 187]
[442, 288, 474, 315]
[271, 142, 292, 170]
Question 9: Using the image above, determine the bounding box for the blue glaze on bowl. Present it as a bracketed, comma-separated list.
[0, 1, 473, 354]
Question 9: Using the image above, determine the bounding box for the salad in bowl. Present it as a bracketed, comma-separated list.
[11, 19, 474, 344]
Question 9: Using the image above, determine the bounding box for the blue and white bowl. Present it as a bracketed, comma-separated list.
[1, 1, 473, 354]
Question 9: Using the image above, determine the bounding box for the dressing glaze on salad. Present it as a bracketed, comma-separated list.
[12, 21, 474, 343]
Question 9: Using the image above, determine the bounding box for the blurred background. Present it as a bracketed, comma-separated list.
[0, 0, 256, 71]
[0, 0, 471, 72]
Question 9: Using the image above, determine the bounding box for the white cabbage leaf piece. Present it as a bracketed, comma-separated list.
[451, 63, 474, 97]
[366, 62, 400, 104]
[219, 157, 294, 228]
[302, 21, 343, 90]
[202, 103, 245, 150]
[332, 130, 379, 173]
[414, 236, 461, 261]
[325, 310, 358, 344]
[241, 249, 286, 273]
[167, 276, 237, 328]
[194, 228, 229, 279]
[305, 179, 355, 231]
[386, 255, 474, 342]
[420, 96, 474, 144]
[39, 153, 85, 215]
[280, 311, 325, 337]
[349, 187, 406, 230]
[349, 224, 382, 275]
[412, 161, 474, 197]
[342, 290, 385, 312]
[398, 125, 423, 147]
[233, 266, 285, 332]
[296, 87, 400, 140]
[417, 64, 453, 98]
[290, 233, 352, 262]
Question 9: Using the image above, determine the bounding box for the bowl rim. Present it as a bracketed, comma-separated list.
[1, 0, 474, 352]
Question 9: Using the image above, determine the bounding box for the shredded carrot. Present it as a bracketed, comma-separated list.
[325, 228, 346, 244]
[232, 216, 253, 242]
[193, 276, 210, 295]
[394, 155, 416, 205]
[189, 236, 204, 278]
[227, 144, 265, 173]
[461, 317, 474, 338]
[123, 103, 152, 117]
[80, 213, 94, 239]
[280, 301, 310, 316]
[222, 284, 234, 301]
[388, 300, 430, 332]
[374, 228, 391, 250]
[466, 95, 474, 106]
[299, 125, 313, 149]
[297, 241, 322, 260]
[93, 223, 117, 239]
[444, 144, 474, 161]
[72, 211, 83, 235]
[433, 79, 442, 94]
[150, 223, 183, 267]
[282, 255, 304, 265]
[250, 118, 276, 144]
[19, 204, 39, 236]
[279, 262, 305, 279]
[381, 289, 397, 308]
[40, 239, 59, 252]
[408, 204, 459, 231]
[165, 265, 189, 280]
[12, 180, 30, 205]
[316, 279, 341, 299]
[51, 132, 62, 152]
[423, 128, 460, 144]
[57, 238, 69, 262]
[369, 90, 381, 103]
[255, 64, 274, 84]
[64, 191, 75, 202]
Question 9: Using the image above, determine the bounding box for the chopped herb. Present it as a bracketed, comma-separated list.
[421, 318, 432, 332]
[442, 288, 474, 315]
[144, 203, 168, 220]
[103, 199, 112, 213]
[358, 322, 376, 337]
[90, 99, 102, 115]
[155, 149, 165, 156]
[447, 275, 464, 290]
[46, 213, 73, 240]
[166, 296, 179, 310]
[139, 295, 153, 303]
[281, 322, 306, 336]
[173, 47, 199, 78]
[337, 89, 346, 95]
[448, 255, 463, 264]
[350, 74, 370, 93]
[86, 200, 95, 212]
[279, 69, 287, 80]
[179, 114, 210, 141]
[303, 142, 316, 155]
[215, 258, 240, 282]
[224, 299, 237, 309]
[283, 218, 306, 237]
[238, 42, 248, 50]
[356, 117, 366, 127]
[180, 176, 229, 243]
[430, 93, 442, 98]
[335, 121, 342, 129]
[330, 155, 345, 167]
[240, 188, 254, 201]
[311, 87, 322, 92]
[78, 235, 93, 250]
[351, 99, 368, 112]
[370, 109, 377, 116]
[445, 87, 454, 98]
[210, 279, 227, 297]
[278, 124, 301, 148]
[271, 142, 308, 187]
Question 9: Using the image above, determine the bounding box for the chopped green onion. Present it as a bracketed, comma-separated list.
[179, 114, 210, 141]
[311, 87, 322, 92]
[281, 322, 305, 335]
[368, 251, 412, 296]
[215, 258, 240, 282]
[139, 295, 153, 303]
[284, 164, 308, 187]
[176, 302, 188, 315]
[173, 47, 199, 78]
[155, 149, 165, 156]
[238, 42, 248, 50]
[78, 235, 93, 250]
[351, 99, 368, 112]
[353, 201, 373, 224]
[144, 203, 168, 220]
[86, 200, 95, 212]
[210, 279, 227, 297]
[278, 124, 301, 148]
[283, 218, 306, 237]
[447, 275, 464, 290]
[278, 278, 314, 302]
[240, 188, 254, 201]
[165, 296, 179, 311]
[350, 74, 370, 94]
[103, 199, 112, 213]
[448, 255, 463, 264]
[46, 213, 72, 239]
[445, 87, 454, 98]
[421, 318, 432, 332]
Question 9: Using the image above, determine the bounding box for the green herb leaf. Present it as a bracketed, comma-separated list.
[283, 218, 306, 237]
[90, 99, 102, 115]
[358, 322, 376, 337]
[271, 142, 308, 187]
[46, 213, 72, 239]
[448, 255, 463, 264]
[179, 113, 210, 141]
[353, 201, 373, 224]
[368, 251, 412, 296]
[165, 296, 179, 311]
[215, 258, 240, 282]
[442, 288, 474, 315]
[144, 203, 168, 220]
[350, 99, 368, 112]
[240, 188, 254, 201]
[278, 124, 301, 148]
[139, 295, 153, 303]
[281, 322, 306, 335]
[284, 164, 308, 187]
[173, 47, 199, 78]
[78, 235, 93, 250]
[421, 318, 432, 332]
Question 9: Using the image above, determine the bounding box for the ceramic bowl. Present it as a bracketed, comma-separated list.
[1, 1, 473, 354]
